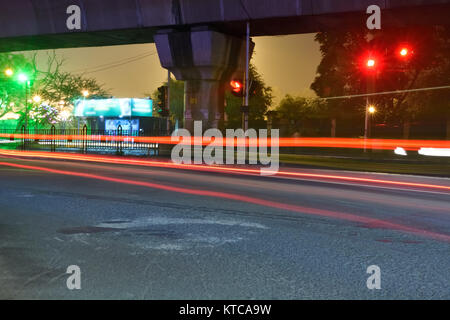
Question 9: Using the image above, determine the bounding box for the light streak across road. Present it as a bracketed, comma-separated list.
[2, 134, 450, 150]
[0, 150, 449, 193]
[0, 160, 449, 243]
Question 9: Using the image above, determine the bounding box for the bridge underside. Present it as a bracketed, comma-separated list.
[1, 3, 450, 53]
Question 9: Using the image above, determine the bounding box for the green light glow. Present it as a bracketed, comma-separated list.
[17, 73, 28, 82]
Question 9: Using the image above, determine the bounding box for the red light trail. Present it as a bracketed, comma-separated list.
[0, 150, 449, 193]
[0, 160, 449, 242]
[1, 133, 450, 151]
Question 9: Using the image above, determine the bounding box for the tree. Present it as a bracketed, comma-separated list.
[369, 26, 443, 138]
[311, 30, 367, 137]
[0, 53, 36, 120]
[276, 95, 323, 136]
[0, 52, 109, 129]
[401, 26, 450, 139]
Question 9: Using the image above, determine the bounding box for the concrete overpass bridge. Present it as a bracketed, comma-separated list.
[1, 0, 449, 130]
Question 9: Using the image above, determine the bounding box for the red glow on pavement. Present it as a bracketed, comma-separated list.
[0, 160, 449, 242]
[0, 149, 449, 192]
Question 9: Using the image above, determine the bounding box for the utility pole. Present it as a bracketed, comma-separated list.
[364, 74, 375, 152]
[364, 95, 369, 152]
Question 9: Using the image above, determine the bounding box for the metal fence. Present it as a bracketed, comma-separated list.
[0, 125, 162, 155]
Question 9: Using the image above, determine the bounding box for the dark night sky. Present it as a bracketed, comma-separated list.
[30, 33, 321, 106]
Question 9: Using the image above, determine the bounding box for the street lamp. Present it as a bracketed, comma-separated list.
[4, 68, 13, 77]
[368, 106, 376, 114]
[18, 73, 28, 83]
[33, 95, 42, 104]
[82, 90, 90, 98]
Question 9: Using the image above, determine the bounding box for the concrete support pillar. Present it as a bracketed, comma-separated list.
[184, 79, 226, 131]
[155, 28, 252, 133]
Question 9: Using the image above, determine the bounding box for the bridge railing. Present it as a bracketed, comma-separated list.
[0, 125, 164, 155]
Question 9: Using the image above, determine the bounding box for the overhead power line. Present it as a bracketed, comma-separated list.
[71, 51, 157, 75]
[319, 85, 450, 101]
[71, 51, 154, 73]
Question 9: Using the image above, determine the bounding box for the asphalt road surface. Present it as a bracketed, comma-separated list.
[0, 154, 449, 299]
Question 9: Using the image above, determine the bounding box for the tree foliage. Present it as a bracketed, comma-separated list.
[275, 95, 323, 136]
[0, 52, 109, 129]
[0, 53, 35, 119]
[311, 26, 450, 137]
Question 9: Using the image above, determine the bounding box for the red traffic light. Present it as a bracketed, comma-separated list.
[358, 51, 384, 74]
[230, 80, 244, 97]
[397, 45, 413, 59]
[361, 51, 380, 72]
[230, 80, 242, 92]
[367, 59, 376, 68]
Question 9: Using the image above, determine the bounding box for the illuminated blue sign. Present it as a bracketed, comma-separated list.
[105, 119, 140, 132]
[75, 98, 152, 117]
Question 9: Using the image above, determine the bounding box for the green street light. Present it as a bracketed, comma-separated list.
[18, 73, 28, 83]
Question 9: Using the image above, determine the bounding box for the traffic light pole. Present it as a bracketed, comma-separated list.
[242, 21, 250, 132]
[167, 70, 171, 135]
